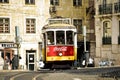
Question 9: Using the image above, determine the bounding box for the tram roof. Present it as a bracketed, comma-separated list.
[42, 23, 76, 30]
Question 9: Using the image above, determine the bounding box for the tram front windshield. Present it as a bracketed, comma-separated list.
[47, 31, 54, 45]
[47, 31, 74, 45]
[56, 31, 65, 44]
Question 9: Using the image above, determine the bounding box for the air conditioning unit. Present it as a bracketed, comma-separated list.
[49, 5, 56, 13]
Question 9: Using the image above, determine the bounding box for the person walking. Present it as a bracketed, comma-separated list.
[88, 57, 94, 67]
[4, 56, 10, 70]
[12, 55, 19, 70]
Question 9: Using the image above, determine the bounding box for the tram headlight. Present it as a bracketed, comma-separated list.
[59, 52, 62, 56]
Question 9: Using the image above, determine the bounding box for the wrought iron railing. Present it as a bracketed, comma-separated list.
[102, 36, 111, 45]
[99, 4, 112, 15]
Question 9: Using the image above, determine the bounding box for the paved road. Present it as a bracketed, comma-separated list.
[0, 66, 120, 80]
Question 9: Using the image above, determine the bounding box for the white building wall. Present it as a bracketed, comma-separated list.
[0, 0, 50, 70]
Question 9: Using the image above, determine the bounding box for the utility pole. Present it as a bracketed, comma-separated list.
[83, 25, 89, 67]
[15, 26, 20, 69]
[83, 26, 86, 52]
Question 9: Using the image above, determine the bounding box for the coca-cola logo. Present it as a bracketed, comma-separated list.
[53, 47, 67, 52]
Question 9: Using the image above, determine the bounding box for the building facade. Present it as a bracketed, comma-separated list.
[0, 0, 50, 70]
[0, 0, 96, 70]
[95, 0, 120, 66]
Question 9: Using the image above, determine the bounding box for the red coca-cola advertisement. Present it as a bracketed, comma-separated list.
[46, 45, 74, 56]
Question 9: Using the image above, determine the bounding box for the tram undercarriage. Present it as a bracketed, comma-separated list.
[44, 61, 75, 69]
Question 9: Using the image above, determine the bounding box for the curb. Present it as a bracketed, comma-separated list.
[0, 70, 29, 72]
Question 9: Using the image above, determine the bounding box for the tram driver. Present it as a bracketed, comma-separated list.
[57, 37, 64, 44]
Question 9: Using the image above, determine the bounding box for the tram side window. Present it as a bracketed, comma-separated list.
[66, 31, 73, 44]
[56, 31, 65, 44]
[47, 31, 54, 45]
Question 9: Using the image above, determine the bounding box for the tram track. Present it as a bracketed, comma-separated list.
[1, 66, 120, 80]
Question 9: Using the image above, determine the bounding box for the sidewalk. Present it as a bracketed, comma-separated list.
[77, 65, 120, 69]
[0, 65, 120, 72]
[0, 69, 29, 72]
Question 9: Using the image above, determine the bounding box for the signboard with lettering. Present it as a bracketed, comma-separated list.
[1, 43, 17, 48]
[47, 45, 74, 56]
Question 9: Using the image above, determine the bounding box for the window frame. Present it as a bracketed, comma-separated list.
[0, 0, 9, 3]
[50, 0, 59, 6]
[56, 31, 65, 44]
[103, 21, 111, 37]
[119, 21, 120, 36]
[73, 0, 82, 6]
[26, 18, 36, 34]
[47, 31, 54, 45]
[118, 21, 120, 44]
[102, 20, 112, 44]
[66, 31, 74, 45]
[0, 18, 10, 33]
[73, 19, 82, 34]
[25, 0, 35, 5]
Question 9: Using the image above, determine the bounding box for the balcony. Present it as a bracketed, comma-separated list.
[99, 4, 112, 15]
[114, 2, 120, 13]
[102, 36, 111, 45]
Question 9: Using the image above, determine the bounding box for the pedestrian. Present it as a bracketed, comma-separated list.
[82, 59, 86, 68]
[0, 53, 4, 70]
[4, 56, 10, 70]
[88, 57, 94, 67]
[12, 55, 19, 70]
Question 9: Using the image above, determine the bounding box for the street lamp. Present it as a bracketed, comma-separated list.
[83, 26, 86, 52]
[83, 26, 89, 66]
[15, 26, 21, 69]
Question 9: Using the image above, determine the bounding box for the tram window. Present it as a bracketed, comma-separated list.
[66, 31, 73, 44]
[47, 31, 54, 45]
[56, 31, 65, 44]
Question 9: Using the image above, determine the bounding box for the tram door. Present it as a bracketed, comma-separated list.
[27, 53, 35, 70]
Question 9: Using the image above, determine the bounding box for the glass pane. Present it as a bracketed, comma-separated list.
[56, 31, 65, 44]
[103, 21, 111, 37]
[31, 0, 35, 4]
[66, 31, 73, 44]
[26, 19, 35, 33]
[50, 0, 53, 5]
[0, 19, 3, 23]
[25, 0, 29, 4]
[47, 31, 54, 45]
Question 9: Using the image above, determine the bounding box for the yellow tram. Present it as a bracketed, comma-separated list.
[42, 18, 77, 69]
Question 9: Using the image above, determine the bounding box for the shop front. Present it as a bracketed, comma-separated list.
[0, 42, 17, 70]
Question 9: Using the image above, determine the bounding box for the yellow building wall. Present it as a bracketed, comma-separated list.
[51, 0, 89, 20]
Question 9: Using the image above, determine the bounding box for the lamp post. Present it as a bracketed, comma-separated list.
[15, 26, 21, 69]
[83, 26, 86, 52]
[83, 26, 89, 67]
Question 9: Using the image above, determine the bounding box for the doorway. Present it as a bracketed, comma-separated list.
[77, 42, 90, 67]
[1, 48, 14, 61]
[26, 50, 36, 70]
[27, 53, 35, 70]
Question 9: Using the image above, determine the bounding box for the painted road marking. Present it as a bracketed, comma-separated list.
[73, 78, 82, 80]
[10, 73, 26, 80]
[32, 74, 41, 80]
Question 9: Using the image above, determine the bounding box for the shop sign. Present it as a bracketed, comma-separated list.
[1, 43, 17, 48]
